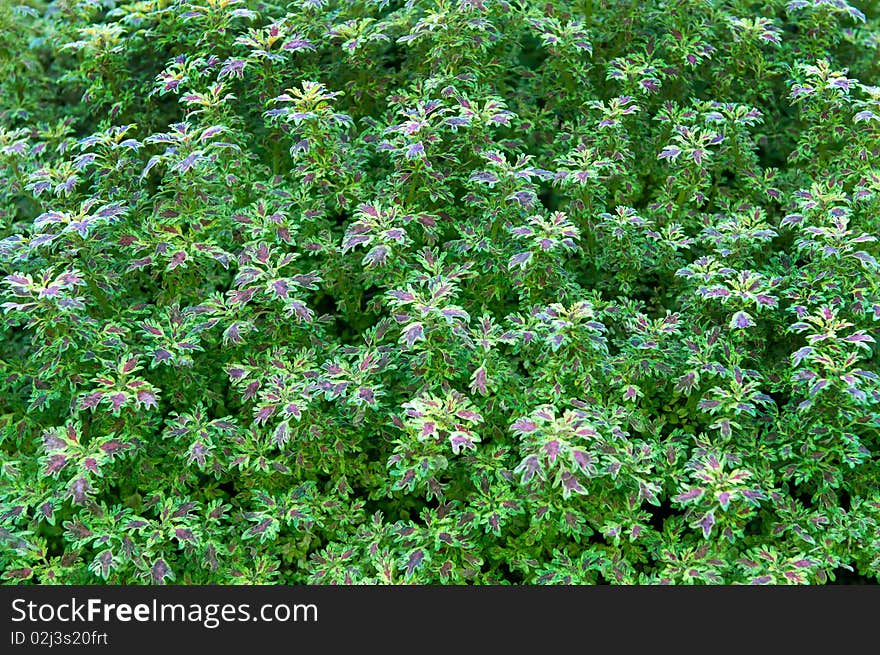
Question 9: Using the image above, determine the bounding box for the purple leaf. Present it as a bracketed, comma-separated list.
[405, 549, 425, 576]
[45, 454, 68, 475]
[730, 311, 755, 329]
[511, 419, 538, 434]
[674, 487, 705, 503]
[696, 511, 715, 538]
[283, 38, 315, 51]
[449, 432, 476, 454]
[405, 142, 425, 159]
[508, 251, 533, 270]
[401, 323, 425, 348]
[469, 171, 499, 184]
[136, 389, 158, 410]
[791, 346, 813, 366]
[150, 559, 173, 584]
[69, 477, 91, 504]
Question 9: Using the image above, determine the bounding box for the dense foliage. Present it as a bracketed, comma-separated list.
[1, 0, 879, 585]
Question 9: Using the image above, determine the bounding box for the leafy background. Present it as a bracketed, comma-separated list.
[1, 0, 878, 584]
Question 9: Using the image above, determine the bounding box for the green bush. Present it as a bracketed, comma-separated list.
[1, 0, 878, 584]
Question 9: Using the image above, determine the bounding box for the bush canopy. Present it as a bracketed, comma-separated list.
[1, 0, 879, 585]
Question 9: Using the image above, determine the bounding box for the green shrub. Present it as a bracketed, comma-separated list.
[1, 0, 878, 585]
